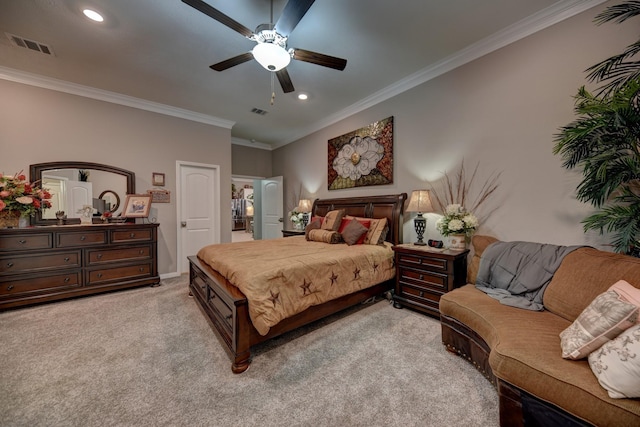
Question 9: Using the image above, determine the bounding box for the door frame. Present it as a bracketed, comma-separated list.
[176, 160, 221, 274]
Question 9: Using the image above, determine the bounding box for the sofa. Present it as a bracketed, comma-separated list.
[440, 235, 640, 427]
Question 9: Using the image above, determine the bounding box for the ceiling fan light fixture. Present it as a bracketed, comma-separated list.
[252, 43, 290, 72]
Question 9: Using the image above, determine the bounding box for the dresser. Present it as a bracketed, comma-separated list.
[0, 223, 159, 310]
[392, 244, 469, 318]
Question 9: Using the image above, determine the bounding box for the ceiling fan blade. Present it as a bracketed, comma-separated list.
[291, 48, 347, 71]
[210, 53, 254, 71]
[276, 69, 295, 93]
[182, 0, 254, 38]
[274, 0, 315, 37]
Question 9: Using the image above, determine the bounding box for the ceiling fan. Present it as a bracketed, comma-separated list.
[182, 0, 347, 94]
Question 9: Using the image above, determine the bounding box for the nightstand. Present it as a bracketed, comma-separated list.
[282, 229, 305, 237]
[392, 244, 469, 319]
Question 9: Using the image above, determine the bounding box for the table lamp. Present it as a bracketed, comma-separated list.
[297, 199, 312, 227]
[406, 190, 433, 245]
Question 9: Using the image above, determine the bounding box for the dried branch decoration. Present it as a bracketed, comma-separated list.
[428, 160, 502, 216]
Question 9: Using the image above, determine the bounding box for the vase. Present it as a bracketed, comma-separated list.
[294, 222, 304, 231]
[18, 216, 30, 228]
[0, 210, 20, 228]
[448, 234, 466, 250]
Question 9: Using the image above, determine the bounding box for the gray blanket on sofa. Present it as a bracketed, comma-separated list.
[475, 241, 583, 310]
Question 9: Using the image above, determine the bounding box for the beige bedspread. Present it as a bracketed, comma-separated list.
[197, 236, 395, 335]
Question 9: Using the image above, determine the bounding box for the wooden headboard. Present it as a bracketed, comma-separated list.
[311, 193, 407, 245]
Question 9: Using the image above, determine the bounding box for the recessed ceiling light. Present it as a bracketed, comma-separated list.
[298, 93, 308, 100]
[83, 9, 104, 22]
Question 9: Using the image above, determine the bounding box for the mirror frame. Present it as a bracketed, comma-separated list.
[30, 161, 136, 226]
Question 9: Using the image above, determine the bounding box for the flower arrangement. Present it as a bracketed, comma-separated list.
[0, 172, 52, 217]
[289, 208, 304, 226]
[436, 204, 479, 237]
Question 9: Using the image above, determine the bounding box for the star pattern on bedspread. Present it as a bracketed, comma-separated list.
[373, 262, 380, 273]
[329, 271, 338, 286]
[300, 279, 313, 296]
[353, 267, 361, 280]
[268, 290, 280, 307]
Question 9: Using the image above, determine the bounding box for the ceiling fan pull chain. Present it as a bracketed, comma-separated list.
[270, 72, 276, 106]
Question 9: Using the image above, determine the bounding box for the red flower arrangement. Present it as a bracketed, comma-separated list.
[0, 172, 53, 217]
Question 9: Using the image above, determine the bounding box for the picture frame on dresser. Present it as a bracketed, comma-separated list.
[121, 194, 152, 218]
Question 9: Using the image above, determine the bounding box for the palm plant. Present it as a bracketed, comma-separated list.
[553, 1, 640, 253]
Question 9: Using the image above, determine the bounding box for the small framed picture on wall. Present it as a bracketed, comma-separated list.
[152, 172, 165, 186]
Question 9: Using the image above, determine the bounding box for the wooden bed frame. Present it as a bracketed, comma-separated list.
[188, 193, 407, 373]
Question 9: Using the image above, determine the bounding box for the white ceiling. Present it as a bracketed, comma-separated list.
[0, 0, 605, 149]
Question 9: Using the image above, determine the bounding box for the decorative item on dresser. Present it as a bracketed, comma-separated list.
[0, 222, 159, 310]
[392, 244, 469, 318]
[297, 199, 312, 228]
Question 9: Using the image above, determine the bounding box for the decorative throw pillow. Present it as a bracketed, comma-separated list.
[559, 290, 639, 360]
[305, 218, 322, 240]
[364, 217, 388, 245]
[307, 229, 341, 244]
[609, 280, 640, 318]
[588, 323, 640, 398]
[320, 209, 345, 231]
[341, 218, 370, 245]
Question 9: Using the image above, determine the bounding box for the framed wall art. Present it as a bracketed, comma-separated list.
[147, 189, 171, 203]
[122, 194, 152, 218]
[328, 116, 393, 190]
[152, 172, 165, 187]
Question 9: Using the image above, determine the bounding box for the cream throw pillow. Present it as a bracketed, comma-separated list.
[588, 323, 640, 398]
[559, 290, 638, 360]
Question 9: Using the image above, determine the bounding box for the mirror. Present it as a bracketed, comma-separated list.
[30, 161, 135, 225]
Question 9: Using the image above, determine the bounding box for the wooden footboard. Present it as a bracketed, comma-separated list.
[189, 255, 393, 373]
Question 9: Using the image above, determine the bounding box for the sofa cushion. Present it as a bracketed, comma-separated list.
[440, 285, 640, 425]
[543, 248, 640, 322]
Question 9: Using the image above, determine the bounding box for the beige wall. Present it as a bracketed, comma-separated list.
[273, 3, 637, 249]
[0, 79, 233, 275]
[231, 144, 272, 178]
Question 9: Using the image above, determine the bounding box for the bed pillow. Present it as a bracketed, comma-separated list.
[588, 323, 640, 398]
[320, 209, 345, 231]
[559, 290, 639, 360]
[307, 229, 341, 244]
[341, 218, 370, 245]
[305, 218, 322, 240]
[364, 217, 388, 245]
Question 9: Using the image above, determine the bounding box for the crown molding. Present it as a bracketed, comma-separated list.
[231, 137, 272, 151]
[0, 66, 235, 129]
[272, 0, 608, 148]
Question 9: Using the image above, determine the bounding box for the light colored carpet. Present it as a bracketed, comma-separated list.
[0, 276, 498, 426]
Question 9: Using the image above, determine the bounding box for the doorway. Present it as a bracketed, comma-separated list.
[176, 161, 220, 274]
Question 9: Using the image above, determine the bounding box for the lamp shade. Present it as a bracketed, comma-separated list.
[252, 43, 291, 71]
[297, 199, 312, 213]
[246, 204, 254, 216]
[406, 190, 434, 213]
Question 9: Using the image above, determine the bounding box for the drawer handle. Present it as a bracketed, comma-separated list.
[419, 274, 424, 280]
[226, 314, 232, 321]
[139, 267, 145, 272]
[64, 257, 70, 262]
[6, 262, 13, 268]
[80, 235, 86, 241]
[130, 233, 135, 238]
[7, 285, 14, 291]
[419, 259, 423, 264]
[210, 293, 216, 300]
[96, 254, 103, 259]
[19, 240, 26, 244]
[139, 250, 144, 255]
[97, 273, 103, 278]
[64, 277, 70, 283]
[419, 291, 424, 297]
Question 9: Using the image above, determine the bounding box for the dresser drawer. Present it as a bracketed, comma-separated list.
[0, 233, 52, 252]
[86, 262, 153, 285]
[0, 251, 80, 274]
[86, 245, 151, 265]
[397, 253, 449, 273]
[190, 263, 209, 300]
[56, 231, 107, 248]
[207, 285, 233, 332]
[397, 266, 448, 292]
[0, 271, 81, 296]
[111, 229, 153, 243]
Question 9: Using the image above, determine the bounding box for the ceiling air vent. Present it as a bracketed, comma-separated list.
[251, 108, 268, 116]
[6, 33, 54, 56]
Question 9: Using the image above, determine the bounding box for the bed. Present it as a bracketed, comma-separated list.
[188, 193, 407, 373]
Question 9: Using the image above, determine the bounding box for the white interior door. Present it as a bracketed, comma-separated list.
[261, 176, 283, 240]
[41, 176, 66, 219]
[66, 181, 92, 218]
[178, 162, 220, 274]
